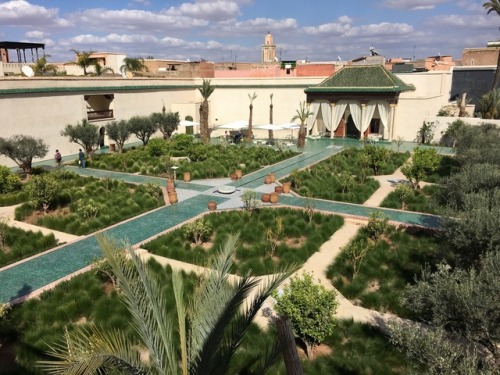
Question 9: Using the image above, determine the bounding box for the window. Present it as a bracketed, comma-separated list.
[370, 119, 380, 134]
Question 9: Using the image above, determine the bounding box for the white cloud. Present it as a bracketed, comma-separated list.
[303, 17, 352, 36]
[175, 1, 241, 21]
[428, 14, 494, 29]
[0, 0, 71, 27]
[382, 0, 449, 10]
[25, 30, 49, 38]
[344, 22, 414, 37]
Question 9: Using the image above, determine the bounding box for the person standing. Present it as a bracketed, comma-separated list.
[78, 149, 86, 168]
[54, 149, 62, 168]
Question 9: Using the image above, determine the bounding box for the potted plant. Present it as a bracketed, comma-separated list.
[183, 171, 191, 182]
[207, 200, 217, 210]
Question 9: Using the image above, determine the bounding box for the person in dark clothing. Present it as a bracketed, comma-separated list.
[54, 150, 62, 168]
[78, 149, 86, 168]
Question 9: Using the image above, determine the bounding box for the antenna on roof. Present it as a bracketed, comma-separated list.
[369, 46, 379, 56]
[337, 56, 342, 61]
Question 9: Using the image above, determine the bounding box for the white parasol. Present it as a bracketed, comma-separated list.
[179, 120, 200, 127]
[280, 123, 301, 138]
[253, 124, 285, 130]
[216, 120, 249, 129]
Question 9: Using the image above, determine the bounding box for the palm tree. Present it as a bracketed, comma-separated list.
[478, 88, 500, 119]
[198, 79, 215, 144]
[248, 92, 258, 143]
[484, 0, 500, 89]
[70, 49, 95, 76]
[291, 101, 313, 148]
[120, 57, 148, 76]
[269, 94, 274, 141]
[92, 61, 114, 76]
[39, 233, 296, 374]
[33, 54, 57, 76]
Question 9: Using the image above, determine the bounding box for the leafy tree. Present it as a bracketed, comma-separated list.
[444, 190, 500, 266]
[0, 165, 21, 193]
[454, 123, 500, 166]
[198, 79, 215, 144]
[345, 238, 375, 279]
[247, 92, 257, 143]
[120, 57, 148, 75]
[291, 101, 313, 148]
[274, 272, 338, 359]
[360, 144, 388, 175]
[337, 170, 355, 194]
[240, 190, 259, 214]
[60, 120, 100, 159]
[151, 111, 179, 140]
[364, 211, 390, 242]
[183, 218, 212, 245]
[127, 115, 158, 146]
[105, 120, 131, 153]
[441, 119, 466, 148]
[394, 183, 414, 209]
[415, 121, 436, 144]
[70, 49, 95, 76]
[389, 323, 495, 375]
[33, 54, 57, 76]
[401, 147, 441, 189]
[25, 174, 58, 214]
[478, 89, 500, 119]
[40, 233, 297, 374]
[0, 134, 48, 177]
[395, 250, 500, 369]
[484, 0, 500, 89]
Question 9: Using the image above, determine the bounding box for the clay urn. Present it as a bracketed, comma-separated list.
[208, 200, 217, 211]
[261, 193, 271, 203]
[183, 171, 191, 182]
[168, 191, 178, 204]
[235, 169, 243, 179]
[282, 181, 292, 194]
[264, 174, 272, 184]
[269, 192, 279, 204]
[167, 178, 176, 193]
[274, 186, 283, 194]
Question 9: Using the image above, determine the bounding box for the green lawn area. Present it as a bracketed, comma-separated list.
[142, 208, 344, 276]
[326, 225, 451, 318]
[380, 184, 441, 214]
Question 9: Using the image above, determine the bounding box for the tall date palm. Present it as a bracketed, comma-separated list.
[198, 79, 215, 143]
[39, 233, 296, 374]
[291, 101, 313, 148]
[484, 0, 500, 89]
[248, 92, 258, 143]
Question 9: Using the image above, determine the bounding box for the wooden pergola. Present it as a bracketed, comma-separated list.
[0, 41, 46, 63]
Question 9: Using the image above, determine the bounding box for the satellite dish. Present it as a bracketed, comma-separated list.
[21, 65, 34, 77]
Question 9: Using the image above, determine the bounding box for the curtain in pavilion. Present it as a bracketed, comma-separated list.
[376, 101, 390, 132]
[320, 102, 333, 131]
[307, 102, 321, 131]
[348, 101, 362, 131]
[331, 101, 348, 131]
[361, 101, 377, 134]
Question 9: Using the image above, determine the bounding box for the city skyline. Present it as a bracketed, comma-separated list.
[0, 0, 498, 63]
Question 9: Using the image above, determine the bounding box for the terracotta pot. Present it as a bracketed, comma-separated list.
[274, 186, 283, 194]
[230, 173, 238, 181]
[264, 174, 272, 184]
[167, 179, 176, 193]
[282, 181, 291, 194]
[235, 169, 243, 179]
[208, 200, 217, 211]
[261, 193, 271, 203]
[168, 191, 178, 204]
[269, 173, 276, 183]
[183, 171, 191, 182]
[109, 143, 116, 152]
[269, 192, 279, 204]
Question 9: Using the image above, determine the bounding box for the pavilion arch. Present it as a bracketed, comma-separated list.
[304, 65, 415, 140]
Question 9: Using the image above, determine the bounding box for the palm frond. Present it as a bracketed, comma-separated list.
[39, 324, 147, 375]
[97, 234, 179, 375]
[173, 271, 188, 375]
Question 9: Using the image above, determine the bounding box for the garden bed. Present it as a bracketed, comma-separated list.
[326, 225, 451, 318]
[380, 184, 441, 214]
[14, 171, 164, 236]
[281, 148, 410, 204]
[142, 208, 344, 276]
[90, 137, 299, 179]
[0, 226, 59, 268]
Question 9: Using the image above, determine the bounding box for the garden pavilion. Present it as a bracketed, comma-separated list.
[304, 65, 415, 140]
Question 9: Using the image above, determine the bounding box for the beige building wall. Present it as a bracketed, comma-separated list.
[462, 47, 499, 66]
[0, 72, 462, 167]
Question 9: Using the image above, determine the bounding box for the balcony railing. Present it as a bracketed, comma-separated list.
[87, 110, 114, 121]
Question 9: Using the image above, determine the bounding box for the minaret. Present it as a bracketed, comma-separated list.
[262, 31, 277, 63]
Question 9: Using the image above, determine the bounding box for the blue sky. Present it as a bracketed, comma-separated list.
[0, 0, 497, 63]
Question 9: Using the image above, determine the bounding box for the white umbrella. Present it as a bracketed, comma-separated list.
[253, 124, 285, 130]
[216, 120, 248, 129]
[179, 120, 199, 127]
[280, 123, 301, 138]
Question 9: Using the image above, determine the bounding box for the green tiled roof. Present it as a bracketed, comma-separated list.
[305, 65, 415, 93]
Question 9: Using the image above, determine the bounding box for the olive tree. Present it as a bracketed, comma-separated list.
[105, 120, 131, 153]
[274, 272, 338, 359]
[151, 111, 179, 140]
[0, 135, 48, 177]
[128, 115, 158, 146]
[60, 120, 99, 160]
[360, 144, 388, 175]
[390, 250, 500, 372]
[25, 174, 58, 214]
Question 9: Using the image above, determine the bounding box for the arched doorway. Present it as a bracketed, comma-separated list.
[346, 115, 360, 139]
[99, 127, 105, 148]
